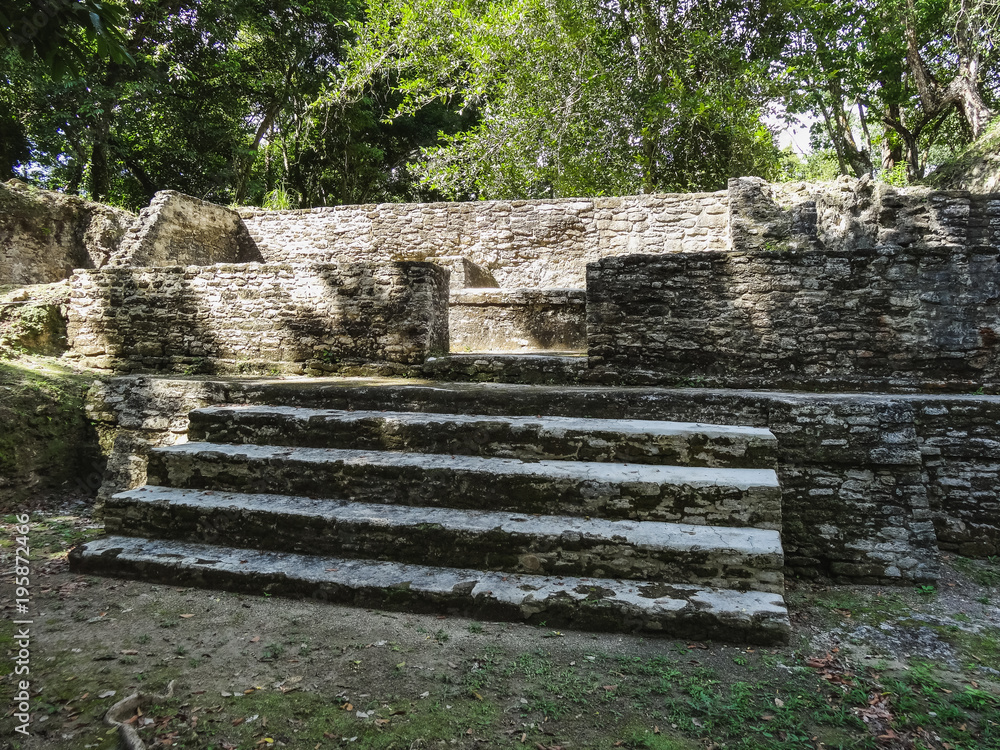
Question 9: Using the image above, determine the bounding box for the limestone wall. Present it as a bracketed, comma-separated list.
[916, 398, 1000, 557]
[238, 192, 729, 288]
[0, 180, 134, 285]
[736, 176, 1000, 253]
[587, 246, 1000, 391]
[66, 262, 449, 375]
[449, 288, 586, 351]
[111, 190, 262, 267]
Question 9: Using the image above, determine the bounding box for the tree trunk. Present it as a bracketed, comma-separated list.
[882, 105, 922, 181]
[881, 139, 903, 173]
[816, 98, 848, 175]
[828, 81, 872, 177]
[88, 138, 110, 201]
[947, 63, 994, 138]
[115, 145, 158, 199]
[903, 0, 995, 138]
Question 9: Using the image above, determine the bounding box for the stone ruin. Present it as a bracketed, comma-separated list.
[3, 175, 998, 643]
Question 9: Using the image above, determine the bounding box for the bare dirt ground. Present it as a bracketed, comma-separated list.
[1, 500, 999, 750]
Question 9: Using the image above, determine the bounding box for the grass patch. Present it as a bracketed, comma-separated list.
[127, 690, 502, 749]
[953, 555, 1000, 588]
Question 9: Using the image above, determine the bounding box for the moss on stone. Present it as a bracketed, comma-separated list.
[0, 356, 105, 509]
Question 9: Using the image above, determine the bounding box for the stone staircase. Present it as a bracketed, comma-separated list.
[70, 387, 791, 644]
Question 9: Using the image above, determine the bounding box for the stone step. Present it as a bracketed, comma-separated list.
[422, 353, 588, 383]
[146, 443, 782, 528]
[104, 486, 784, 592]
[179, 378, 758, 427]
[187, 406, 777, 468]
[68, 535, 791, 644]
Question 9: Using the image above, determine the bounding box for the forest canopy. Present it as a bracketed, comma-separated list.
[1, 0, 997, 209]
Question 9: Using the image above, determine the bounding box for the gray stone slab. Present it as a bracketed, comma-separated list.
[188, 406, 777, 468]
[107, 486, 784, 591]
[156, 442, 778, 488]
[147, 443, 782, 528]
[69, 534, 790, 644]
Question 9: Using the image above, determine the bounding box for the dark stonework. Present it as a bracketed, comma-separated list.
[67, 262, 449, 375]
[587, 247, 1000, 391]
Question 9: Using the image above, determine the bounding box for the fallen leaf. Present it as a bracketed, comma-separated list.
[98, 691, 116, 699]
[180, 614, 195, 619]
[250, 636, 260, 643]
[774, 698, 784, 708]
[231, 718, 244, 726]
[120, 650, 138, 656]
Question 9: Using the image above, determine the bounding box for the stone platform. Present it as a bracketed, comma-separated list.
[71, 381, 790, 643]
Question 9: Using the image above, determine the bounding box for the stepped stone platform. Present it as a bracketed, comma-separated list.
[71, 382, 791, 644]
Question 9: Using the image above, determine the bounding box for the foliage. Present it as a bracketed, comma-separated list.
[777, 0, 1000, 181]
[0, 0, 133, 78]
[2, 0, 1000, 206]
[1, 0, 463, 209]
[337, 0, 787, 199]
[880, 160, 910, 186]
